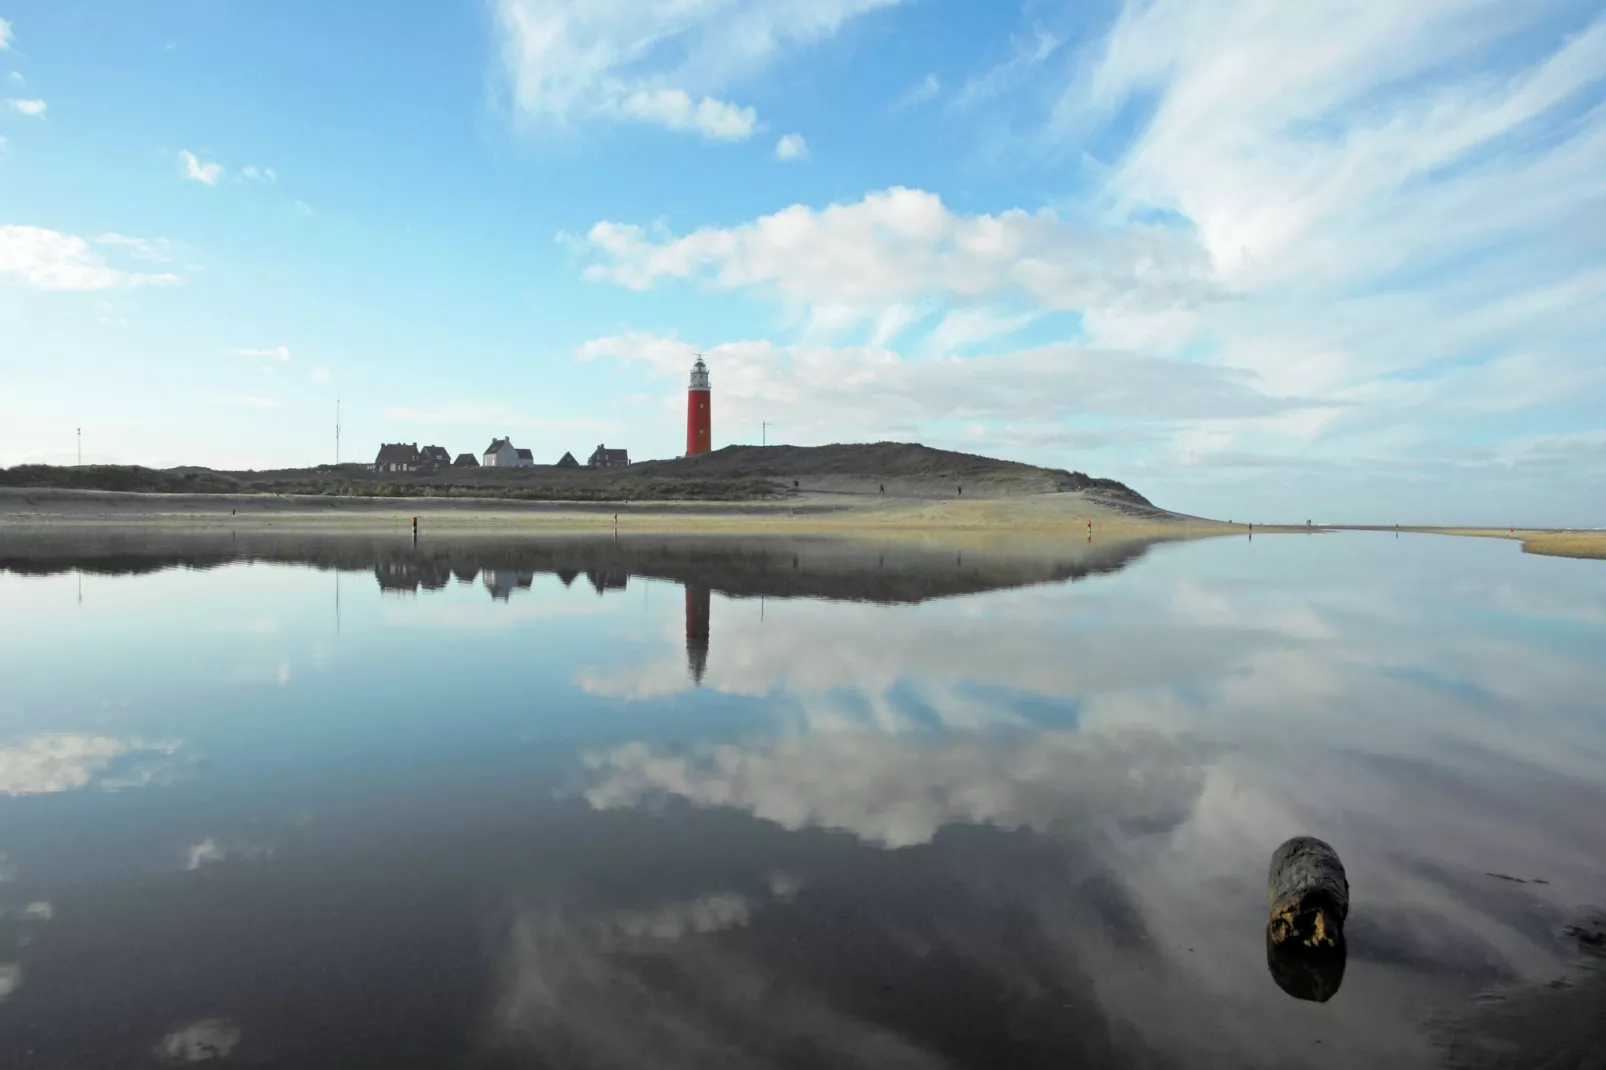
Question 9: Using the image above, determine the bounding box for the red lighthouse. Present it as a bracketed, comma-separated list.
[686, 356, 712, 456]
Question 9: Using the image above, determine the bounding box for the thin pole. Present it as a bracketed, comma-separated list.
[77, 428, 81, 466]
[336, 398, 341, 466]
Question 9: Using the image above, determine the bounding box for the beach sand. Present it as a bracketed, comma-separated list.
[4, 489, 1599, 559]
[1406, 527, 1606, 561]
[0, 486, 1227, 542]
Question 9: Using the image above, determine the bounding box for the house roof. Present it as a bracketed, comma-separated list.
[515, 448, 534, 460]
[484, 437, 513, 454]
[420, 445, 451, 461]
[375, 442, 420, 464]
[453, 453, 479, 466]
[557, 451, 578, 466]
[589, 444, 629, 462]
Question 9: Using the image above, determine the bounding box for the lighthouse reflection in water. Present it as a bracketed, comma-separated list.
[685, 583, 710, 683]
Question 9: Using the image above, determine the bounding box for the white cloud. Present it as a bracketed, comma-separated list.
[0, 963, 18, 1004]
[607, 893, 753, 942]
[178, 149, 223, 184]
[1016, 0, 1606, 521]
[231, 345, 291, 362]
[1074, 4, 1606, 290]
[0, 225, 182, 290]
[562, 2, 1606, 522]
[920, 307, 1036, 354]
[574, 575, 1285, 725]
[383, 401, 611, 431]
[8, 71, 23, 86]
[0, 18, 12, 51]
[185, 836, 272, 870]
[585, 730, 1204, 848]
[615, 88, 757, 141]
[954, 25, 1061, 110]
[580, 331, 1295, 439]
[495, 905, 944, 1068]
[186, 837, 226, 870]
[492, 0, 907, 139]
[891, 71, 939, 111]
[310, 364, 332, 383]
[386, 402, 523, 425]
[576, 186, 1222, 334]
[6, 97, 44, 117]
[156, 1020, 240, 1063]
[773, 131, 809, 161]
[240, 164, 277, 182]
[94, 233, 175, 262]
[0, 733, 183, 795]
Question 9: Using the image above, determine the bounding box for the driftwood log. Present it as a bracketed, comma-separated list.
[1265, 836, 1349, 1002]
[1268, 836, 1348, 948]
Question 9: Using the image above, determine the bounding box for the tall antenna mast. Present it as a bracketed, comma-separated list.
[335, 398, 341, 465]
[77, 427, 82, 466]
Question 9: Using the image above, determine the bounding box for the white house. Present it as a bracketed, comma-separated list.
[483, 437, 532, 468]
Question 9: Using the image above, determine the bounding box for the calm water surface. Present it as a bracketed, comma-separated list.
[1, 530, 1604, 1068]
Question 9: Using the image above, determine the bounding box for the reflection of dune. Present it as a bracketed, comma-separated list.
[0, 531, 1158, 605]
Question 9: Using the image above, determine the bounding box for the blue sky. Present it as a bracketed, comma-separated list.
[1, 0, 1603, 525]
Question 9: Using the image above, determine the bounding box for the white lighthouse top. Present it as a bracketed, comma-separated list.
[688, 357, 710, 391]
